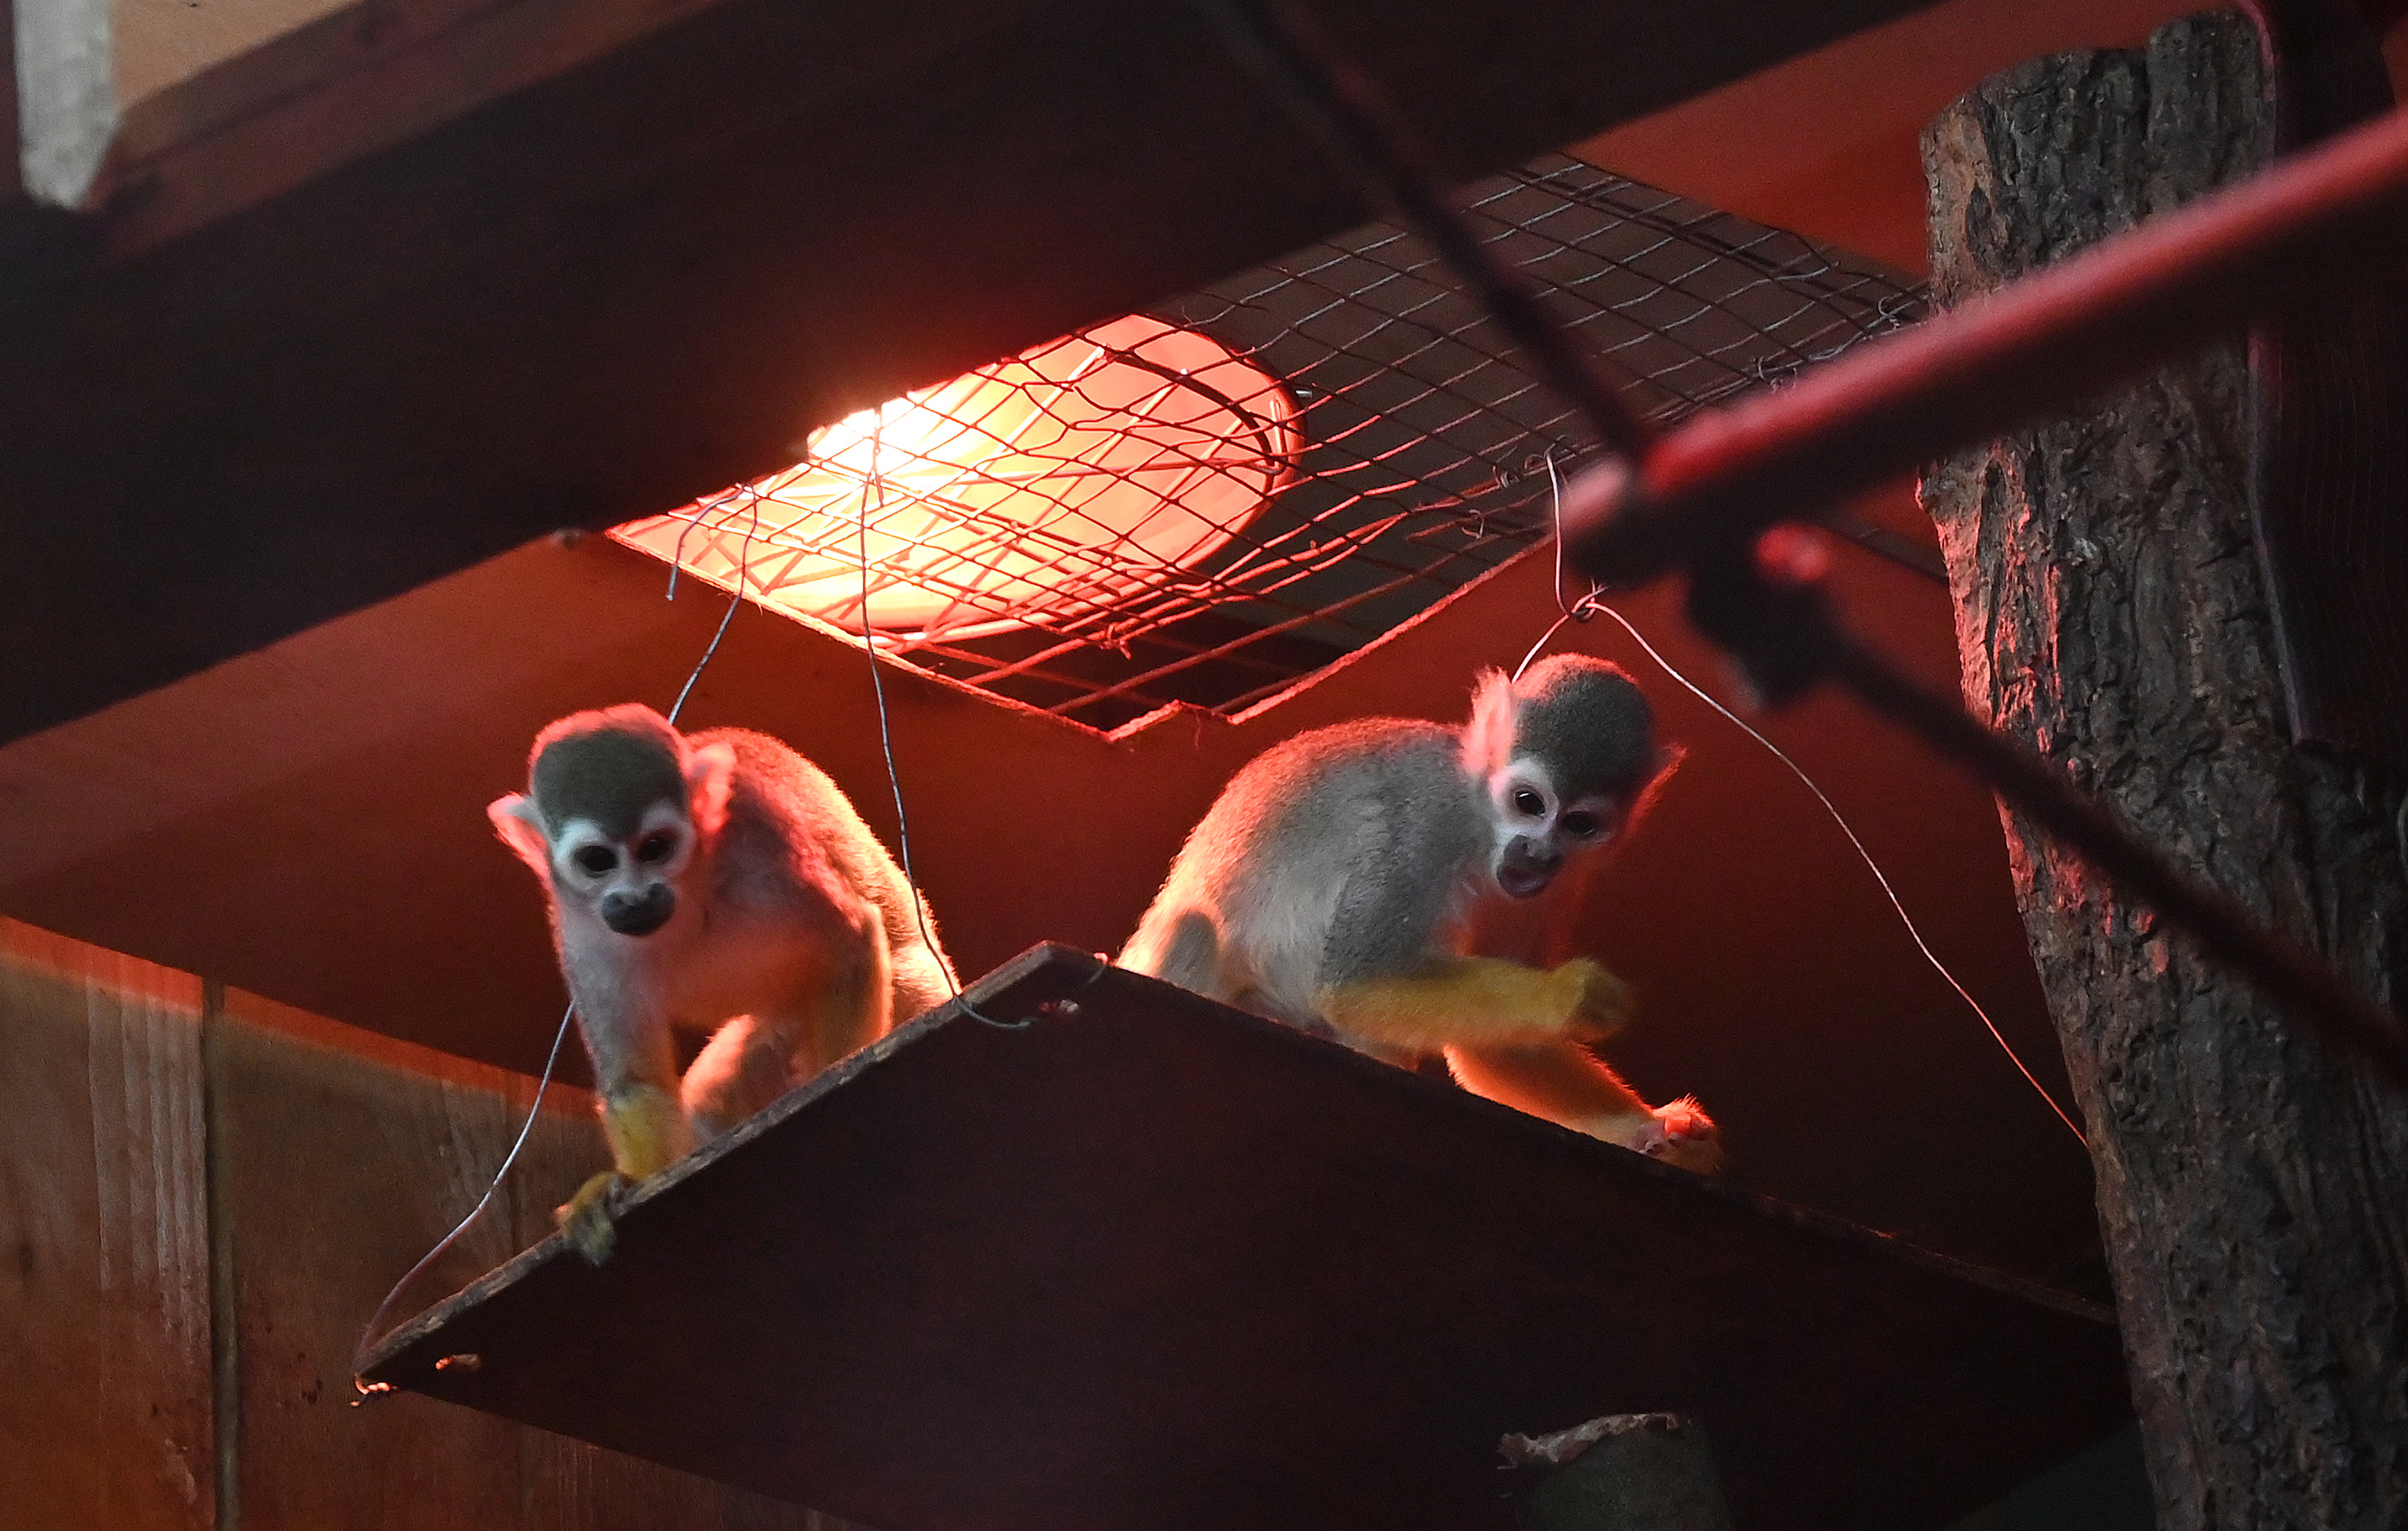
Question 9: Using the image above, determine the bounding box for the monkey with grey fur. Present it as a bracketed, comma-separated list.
[491, 704, 958, 1257]
[1121, 655, 1720, 1170]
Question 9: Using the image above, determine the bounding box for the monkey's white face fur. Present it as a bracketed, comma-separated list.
[488, 731, 736, 942]
[1483, 757, 1622, 899]
[542, 800, 700, 937]
[1462, 667, 1630, 900]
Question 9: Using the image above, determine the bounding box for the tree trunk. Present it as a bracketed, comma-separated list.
[1920, 15, 2408, 1530]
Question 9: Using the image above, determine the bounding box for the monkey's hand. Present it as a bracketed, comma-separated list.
[1628, 1096, 1723, 1175]
[556, 1171, 629, 1266]
[559, 1081, 695, 1266]
[1547, 957, 1634, 1043]
[1443, 1042, 1722, 1175]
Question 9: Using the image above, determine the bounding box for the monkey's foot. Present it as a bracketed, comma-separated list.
[1549, 958, 1634, 1043]
[555, 1170, 629, 1266]
[1630, 1096, 1723, 1176]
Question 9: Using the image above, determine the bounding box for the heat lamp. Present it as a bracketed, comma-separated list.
[611, 314, 1304, 643]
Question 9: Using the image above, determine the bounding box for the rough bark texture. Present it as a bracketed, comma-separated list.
[1508, 1414, 1735, 1531]
[1921, 15, 2408, 1531]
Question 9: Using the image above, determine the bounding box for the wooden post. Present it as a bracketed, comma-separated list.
[1502, 1414, 1733, 1531]
[3, 0, 18, 200]
[1921, 15, 2408, 1530]
[7, 0, 114, 207]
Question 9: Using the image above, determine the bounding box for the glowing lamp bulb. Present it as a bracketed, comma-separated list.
[611, 315, 1301, 641]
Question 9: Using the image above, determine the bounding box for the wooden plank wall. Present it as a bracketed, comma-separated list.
[0, 919, 211, 1529]
[0, 913, 866, 1530]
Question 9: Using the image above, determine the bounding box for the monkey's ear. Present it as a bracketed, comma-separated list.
[685, 742, 737, 843]
[1622, 742, 1686, 829]
[1460, 667, 1518, 776]
[487, 795, 553, 875]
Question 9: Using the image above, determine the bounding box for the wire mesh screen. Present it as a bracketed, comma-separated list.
[612, 152, 1923, 732]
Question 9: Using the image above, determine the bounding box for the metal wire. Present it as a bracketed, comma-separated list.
[355, 518, 764, 1386]
[613, 155, 1919, 731]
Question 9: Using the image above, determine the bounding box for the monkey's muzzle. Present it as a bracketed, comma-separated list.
[600, 885, 676, 937]
[1496, 839, 1562, 900]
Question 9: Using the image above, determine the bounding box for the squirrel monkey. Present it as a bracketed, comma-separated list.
[1120, 656, 1720, 1171]
[490, 705, 959, 1258]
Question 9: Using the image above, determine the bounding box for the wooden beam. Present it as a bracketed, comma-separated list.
[106, 0, 738, 252]
[0, 0, 1936, 744]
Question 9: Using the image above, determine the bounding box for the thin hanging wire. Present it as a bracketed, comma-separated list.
[353, 511, 765, 1389]
[609, 154, 1921, 732]
[1573, 596, 2087, 1147]
[1513, 464, 2086, 1145]
[858, 409, 1029, 1032]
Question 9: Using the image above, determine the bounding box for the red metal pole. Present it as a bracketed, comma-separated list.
[1200, 0, 2408, 1094]
[1561, 104, 2408, 585]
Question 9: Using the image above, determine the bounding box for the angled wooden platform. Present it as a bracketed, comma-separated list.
[362, 946, 2129, 1531]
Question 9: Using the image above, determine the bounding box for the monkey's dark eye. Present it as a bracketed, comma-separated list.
[1561, 811, 1603, 839]
[636, 831, 677, 863]
[574, 846, 618, 876]
[1512, 787, 1545, 817]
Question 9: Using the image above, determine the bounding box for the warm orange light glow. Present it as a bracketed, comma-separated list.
[610, 316, 1301, 641]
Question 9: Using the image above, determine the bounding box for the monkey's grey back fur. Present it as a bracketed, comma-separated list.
[530, 704, 688, 839]
[1121, 718, 1487, 1029]
[1117, 662, 1718, 1167]
[1511, 654, 1657, 801]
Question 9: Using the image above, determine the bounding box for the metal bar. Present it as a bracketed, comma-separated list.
[1823, 630, 2408, 1094]
[1559, 104, 2408, 585]
[1199, 2, 2408, 1094]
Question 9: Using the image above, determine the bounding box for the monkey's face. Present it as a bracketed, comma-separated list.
[1484, 761, 1622, 900]
[546, 800, 699, 937]
[492, 711, 736, 942]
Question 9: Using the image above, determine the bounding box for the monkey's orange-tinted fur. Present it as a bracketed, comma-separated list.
[600, 1080, 692, 1180]
[494, 706, 961, 1262]
[1443, 1040, 1653, 1136]
[1446, 1043, 1723, 1173]
[556, 1081, 696, 1261]
[1316, 956, 1632, 1051]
